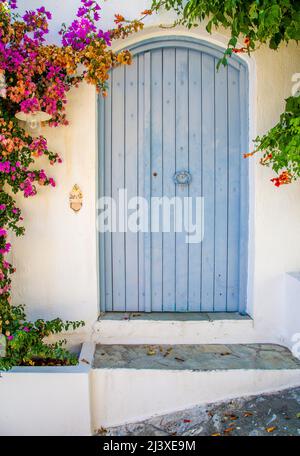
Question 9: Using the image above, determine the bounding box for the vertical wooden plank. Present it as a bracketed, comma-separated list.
[201, 53, 215, 312]
[150, 49, 163, 312]
[175, 48, 189, 312]
[227, 65, 241, 311]
[125, 61, 139, 311]
[111, 65, 126, 311]
[238, 64, 249, 314]
[104, 78, 113, 311]
[144, 51, 152, 312]
[162, 48, 176, 312]
[187, 50, 202, 312]
[214, 62, 228, 311]
[138, 54, 145, 311]
[99, 96, 106, 312]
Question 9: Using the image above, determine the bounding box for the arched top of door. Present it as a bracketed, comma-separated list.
[118, 35, 248, 72]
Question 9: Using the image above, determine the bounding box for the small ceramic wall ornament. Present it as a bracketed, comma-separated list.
[0, 322, 6, 358]
[15, 110, 52, 137]
[69, 184, 83, 212]
[0, 69, 7, 99]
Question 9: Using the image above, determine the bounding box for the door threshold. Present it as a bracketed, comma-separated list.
[98, 312, 251, 322]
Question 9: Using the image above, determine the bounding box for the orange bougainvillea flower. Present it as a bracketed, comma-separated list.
[141, 10, 153, 16]
[260, 153, 273, 164]
[232, 47, 246, 54]
[271, 171, 292, 187]
[114, 14, 125, 24]
[244, 151, 257, 158]
[244, 36, 251, 46]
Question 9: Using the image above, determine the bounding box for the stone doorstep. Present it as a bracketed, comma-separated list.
[98, 312, 251, 322]
[94, 313, 256, 345]
[93, 343, 300, 371]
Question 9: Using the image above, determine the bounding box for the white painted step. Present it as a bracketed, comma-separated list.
[90, 344, 300, 430]
[93, 312, 263, 345]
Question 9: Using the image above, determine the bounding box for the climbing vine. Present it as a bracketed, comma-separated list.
[152, 0, 300, 64]
[0, 0, 144, 370]
[247, 94, 300, 186]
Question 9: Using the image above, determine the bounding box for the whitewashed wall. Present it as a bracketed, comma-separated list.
[11, 1, 300, 345]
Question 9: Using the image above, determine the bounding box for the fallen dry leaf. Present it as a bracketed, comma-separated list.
[147, 349, 156, 356]
[211, 433, 221, 437]
[80, 358, 90, 365]
[224, 413, 239, 420]
[224, 427, 235, 433]
[266, 426, 277, 433]
[183, 419, 191, 423]
[174, 357, 185, 362]
[296, 412, 300, 419]
[163, 347, 173, 357]
[244, 412, 253, 417]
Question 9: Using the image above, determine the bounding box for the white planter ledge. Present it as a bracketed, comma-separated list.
[284, 273, 300, 350]
[0, 342, 95, 436]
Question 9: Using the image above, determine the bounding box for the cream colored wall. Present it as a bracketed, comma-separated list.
[11, 1, 300, 345]
[251, 40, 300, 344]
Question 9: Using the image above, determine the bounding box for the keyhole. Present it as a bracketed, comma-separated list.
[153, 172, 158, 177]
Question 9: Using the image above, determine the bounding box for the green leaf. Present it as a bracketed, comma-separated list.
[228, 36, 238, 47]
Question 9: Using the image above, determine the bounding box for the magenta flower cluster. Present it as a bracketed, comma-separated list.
[61, 0, 111, 50]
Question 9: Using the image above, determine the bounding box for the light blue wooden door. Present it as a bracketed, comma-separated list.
[99, 37, 248, 313]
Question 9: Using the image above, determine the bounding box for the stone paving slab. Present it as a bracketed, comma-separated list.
[98, 312, 250, 321]
[97, 387, 300, 436]
[93, 344, 300, 371]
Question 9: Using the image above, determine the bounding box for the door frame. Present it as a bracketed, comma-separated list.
[97, 34, 253, 315]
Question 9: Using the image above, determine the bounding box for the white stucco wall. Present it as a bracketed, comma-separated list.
[11, 1, 300, 345]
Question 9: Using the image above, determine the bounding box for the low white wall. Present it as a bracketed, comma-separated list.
[0, 343, 94, 436]
[10, 1, 300, 346]
[91, 368, 300, 429]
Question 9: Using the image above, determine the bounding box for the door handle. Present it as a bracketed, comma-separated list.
[173, 170, 192, 186]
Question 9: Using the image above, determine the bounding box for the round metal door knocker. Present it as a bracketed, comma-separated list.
[173, 170, 192, 186]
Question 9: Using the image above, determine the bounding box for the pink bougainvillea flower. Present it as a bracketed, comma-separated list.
[0, 227, 7, 237]
[0, 242, 11, 254]
[20, 97, 40, 114]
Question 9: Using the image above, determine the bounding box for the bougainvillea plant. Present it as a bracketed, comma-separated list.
[152, 0, 300, 186]
[0, 0, 145, 370]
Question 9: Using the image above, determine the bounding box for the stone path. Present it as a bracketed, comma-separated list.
[98, 387, 300, 436]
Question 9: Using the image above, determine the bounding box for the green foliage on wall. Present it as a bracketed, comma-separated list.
[152, 0, 300, 65]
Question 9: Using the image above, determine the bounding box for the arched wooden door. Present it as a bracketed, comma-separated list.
[99, 37, 249, 313]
